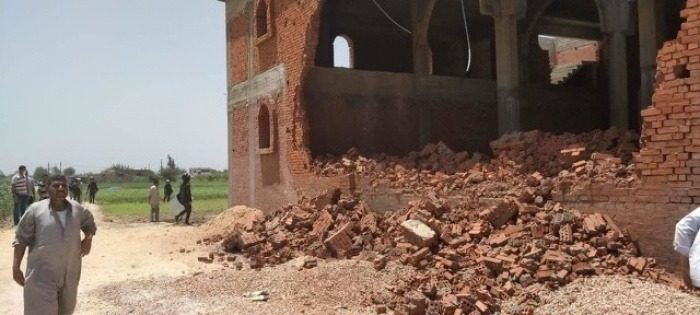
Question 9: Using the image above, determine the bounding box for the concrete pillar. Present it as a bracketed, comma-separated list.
[638, 0, 665, 109]
[596, 0, 634, 131]
[480, 0, 526, 135]
[411, 0, 437, 146]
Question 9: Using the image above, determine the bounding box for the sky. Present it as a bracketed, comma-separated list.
[0, 0, 227, 175]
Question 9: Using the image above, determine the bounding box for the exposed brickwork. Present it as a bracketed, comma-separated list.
[228, 14, 248, 85]
[552, 0, 700, 269]
[227, 0, 326, 210]
[636, 0, 700, 194]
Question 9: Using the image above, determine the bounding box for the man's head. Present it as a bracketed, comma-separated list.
[46, 175, 69, 201]
[18, 165, 26, 176]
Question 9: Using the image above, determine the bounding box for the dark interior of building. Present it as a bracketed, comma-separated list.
[304, 0, 684, 158]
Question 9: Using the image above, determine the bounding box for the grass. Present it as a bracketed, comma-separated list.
[0, 179, 11, 222]
[96, 178, 229, 220]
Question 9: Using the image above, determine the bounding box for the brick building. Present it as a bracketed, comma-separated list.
[220, 0, 691, 268]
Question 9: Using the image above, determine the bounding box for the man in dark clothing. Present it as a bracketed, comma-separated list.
[87, 177, 99, 204]
[163, 180, 173, 202]
[174, 174, 192, 225]
[69, 179, 82, 204]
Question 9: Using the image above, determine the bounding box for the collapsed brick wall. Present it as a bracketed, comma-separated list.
[637, 0, 700, 194]
[554, 0, 700, 270]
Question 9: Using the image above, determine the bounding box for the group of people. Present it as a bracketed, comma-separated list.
[147, 173, 193, 224]
[9, 165, 100, 227]
[7, 165, 197, 315]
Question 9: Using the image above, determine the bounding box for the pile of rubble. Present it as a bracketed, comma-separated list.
[489, 128, 639, 177]
[201, 187, 679, 315]
[311, 128, 639, 199]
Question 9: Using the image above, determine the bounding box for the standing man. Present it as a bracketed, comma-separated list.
[12, 174, 97, 315]
[148, 179, 160, 222]
[174, 174, 192, 225]
[87, 177, 99, 204]
[37, 175, 50, 201]
[11, 165, 35, 225]
[163, 179, 173, 202]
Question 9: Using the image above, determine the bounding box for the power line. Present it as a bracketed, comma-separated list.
[371, 0, 412, 34]
[460, 0, 473, 73]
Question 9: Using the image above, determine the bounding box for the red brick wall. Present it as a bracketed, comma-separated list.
[554, 0, 700, 270]
[229, 14, 248, 86]
[636, 0, 700, 194]
[227, 0, 326, 210]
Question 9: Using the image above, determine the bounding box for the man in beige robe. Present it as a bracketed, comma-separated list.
[12, 175, 97, 315]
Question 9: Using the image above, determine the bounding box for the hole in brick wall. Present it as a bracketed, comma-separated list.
[333, 35, 353, 68]
[674, 64, 690, 79]
[256, 0, 269, 39]
[258, 104, 272, 150]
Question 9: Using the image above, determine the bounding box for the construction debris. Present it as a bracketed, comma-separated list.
[196, 129, 683, 315]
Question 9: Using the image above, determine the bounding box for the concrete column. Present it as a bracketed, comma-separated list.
[480, 0, 526, 135]
[638, 0, 665, 109]
[411, 0, 437, 146]
[596, 0, 634, 131]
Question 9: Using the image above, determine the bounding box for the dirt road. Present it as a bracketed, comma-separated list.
[0, 204, 406, 315]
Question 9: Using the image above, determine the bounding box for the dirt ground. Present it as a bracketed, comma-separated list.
[0, 204, 408, 315]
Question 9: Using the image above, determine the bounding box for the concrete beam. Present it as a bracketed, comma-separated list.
[638, 0, 664, 109]
[537, 17, 602, 40]
[596, 0, 634, 131]
[411, 0, 438, 147]
[480, 0, 527, 135]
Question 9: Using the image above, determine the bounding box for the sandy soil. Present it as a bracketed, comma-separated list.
[0, 204, 406, 315]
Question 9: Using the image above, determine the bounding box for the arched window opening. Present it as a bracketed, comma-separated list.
[256, 0, 270, 39]
[333, 35, 353, 68]
[258, 105, 272, 150]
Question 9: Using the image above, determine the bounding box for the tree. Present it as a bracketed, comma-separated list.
[161, 154, 184, 181]
[167, 154, 176, 169]
[0, 170, 5, 178]
[63, 167, 76, 176]
[33, 167, 48, 179]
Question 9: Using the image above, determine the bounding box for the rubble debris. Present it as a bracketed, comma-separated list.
[199, 188, 678, 315]
[243, 290, 269, 302]
[194, 129, 675, 315]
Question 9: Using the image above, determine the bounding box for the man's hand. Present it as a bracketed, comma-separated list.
[81, 237, 93, 256]
[12, 267, 24, 286]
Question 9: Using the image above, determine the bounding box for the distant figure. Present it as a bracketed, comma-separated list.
[12, 174, 97, 315]
[11, 165, 35, 225]
[37, 175, 49, 201]
[174, 174, 192, 225]
[148, 179, 160, 222]
[87, 177, 99, 203]
[69, 179, 82, 204]
[163, 179, 173, 202]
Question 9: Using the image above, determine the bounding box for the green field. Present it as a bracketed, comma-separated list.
[0, 179, 11, 222]
[95, 178, 229, 221]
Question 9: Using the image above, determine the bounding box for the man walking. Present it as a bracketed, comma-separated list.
[148, 179, 160, 222]
[163, 179, 173, 202]
[12, 174, 97, 315]
[11, 165, 35, 225]
[174, 174, 192, 225]
[87, 177, 99, 204]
